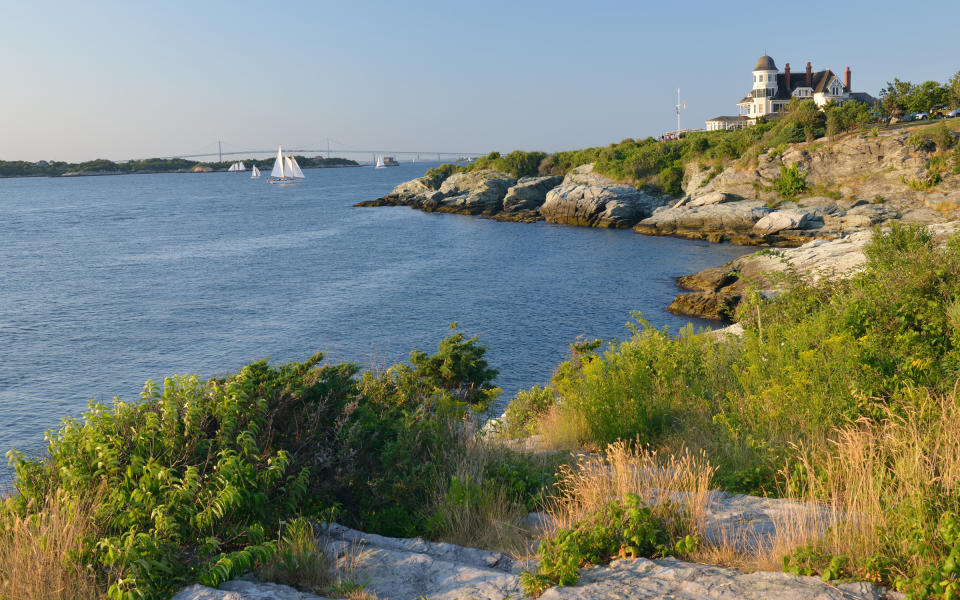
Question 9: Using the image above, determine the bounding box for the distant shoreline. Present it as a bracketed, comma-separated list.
[0, 156, 361, 179]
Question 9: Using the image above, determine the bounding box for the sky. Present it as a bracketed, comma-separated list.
[1, 0, 957, 163]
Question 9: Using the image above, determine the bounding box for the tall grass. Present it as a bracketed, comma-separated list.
[787, 387, 960, 590]
[543, 440, 715, 541]
[0, 489, 107, 600]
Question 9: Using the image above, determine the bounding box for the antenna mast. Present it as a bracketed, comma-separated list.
[675, 89, 687, 138]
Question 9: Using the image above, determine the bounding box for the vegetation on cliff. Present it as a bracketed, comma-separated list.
[425, 98, 892, 199]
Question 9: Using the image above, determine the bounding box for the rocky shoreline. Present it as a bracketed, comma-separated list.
[359, 129, 960, 321]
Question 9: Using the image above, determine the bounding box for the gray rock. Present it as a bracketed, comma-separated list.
[390, 176, 436, 198]
[538, 558, 898, 599]
[901, 207, 947, 224]
[540, 165, 666, 228]
[635, 201, 771, 241]
[437, 170, 516, 215]
[501, 176, 562, 212]
[687, 191, 737, 207]
[171, 580, 334, 600]
[753, 209, 815, 235]
[561, 163, 617, 186]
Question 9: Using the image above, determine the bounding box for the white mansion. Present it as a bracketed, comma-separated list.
[706, 55, 875, 131]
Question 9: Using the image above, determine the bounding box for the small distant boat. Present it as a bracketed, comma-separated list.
[375, 155, 398, 168]
[227, 161, 247, 172]
[268, 145, 305, 184]
[250, 165, 261, 179]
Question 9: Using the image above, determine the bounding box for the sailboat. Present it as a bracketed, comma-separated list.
[227, 161, 247, 172]
[375, 155, 386, 169]
[268, 145, 305, 184]
[250, 165, 261, 179]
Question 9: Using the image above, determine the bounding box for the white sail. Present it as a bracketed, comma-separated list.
[238, 162, 246, 171]
[375, 155, 385, 168]
[287, 155, 305, 178]
[227, 162, 237, 172]
[270, 146, 285, 178]
[250, 165, 260, 179]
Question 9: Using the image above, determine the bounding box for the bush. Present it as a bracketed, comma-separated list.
[500, 385, 554, 438]
[521, 493, 696, 595]
[658, 163, 685, 197]
[2, 328, 515, 599]
[773, 164, 808, 199]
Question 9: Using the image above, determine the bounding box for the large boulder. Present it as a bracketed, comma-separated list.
[634, 201, 772, 243]
[437, 170, 516, 215]
[752, 209, 815, 235]
[501, 176, 562, 213]
[390, 176, 437, 198]
[540, 164, 666, 228]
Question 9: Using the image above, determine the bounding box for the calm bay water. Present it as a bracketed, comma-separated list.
[0, 164, 752, 470]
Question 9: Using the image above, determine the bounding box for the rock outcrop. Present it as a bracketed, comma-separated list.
[435, 171, 517, 215]
[500, 175, 563, 217]
[172, 490, 900, 600]
[669, 221, 960, 320]
[359, 127, 960, 244]
[541, 165, 669, 228]
[635, 201, 773, 244]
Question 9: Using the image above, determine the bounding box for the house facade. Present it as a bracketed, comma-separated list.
[707, 55, 875, 129]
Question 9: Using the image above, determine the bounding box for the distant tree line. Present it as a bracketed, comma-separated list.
[0, 155, 358, 178]
[878, 71, 960, 118]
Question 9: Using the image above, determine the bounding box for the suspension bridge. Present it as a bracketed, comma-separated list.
[158, 138, 490, 165]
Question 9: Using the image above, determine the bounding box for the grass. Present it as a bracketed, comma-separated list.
[542, 441, 714, 538]
[0, 488, 107, 600]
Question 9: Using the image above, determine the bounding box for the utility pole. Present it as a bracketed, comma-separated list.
[218, 140, 222, 163]
[675, 89, 686, 138]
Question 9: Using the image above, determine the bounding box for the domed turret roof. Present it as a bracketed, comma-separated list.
[754, 55, 777, 71]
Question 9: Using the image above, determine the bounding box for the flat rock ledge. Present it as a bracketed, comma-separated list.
[172, 490, 900, 600]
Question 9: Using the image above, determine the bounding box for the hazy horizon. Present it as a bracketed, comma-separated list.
[2, 0, 958, 163]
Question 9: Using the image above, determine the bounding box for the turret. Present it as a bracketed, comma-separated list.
[752, 55, 779, 96]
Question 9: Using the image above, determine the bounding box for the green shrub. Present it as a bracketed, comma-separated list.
[658, 163, 685, 197]
[3, 328, 510, 599]
[773, 164, 808, 199]
[501, 385, 554, 438]
[520, 493, 696, 595]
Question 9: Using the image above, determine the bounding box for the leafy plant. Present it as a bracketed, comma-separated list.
[772, 164, 808, 200]
[520, 493, 696, 596]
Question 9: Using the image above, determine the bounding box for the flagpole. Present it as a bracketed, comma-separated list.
[677, 89, 681, 135]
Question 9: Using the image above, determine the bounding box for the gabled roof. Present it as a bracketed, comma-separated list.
[738, 69, 847, 103]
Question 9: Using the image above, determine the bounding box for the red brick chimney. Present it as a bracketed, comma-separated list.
[845, 66, 851, 91]
[806, 62, 812, 87]
[785, 63, 791, 89]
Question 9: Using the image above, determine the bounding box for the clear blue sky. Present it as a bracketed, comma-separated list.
[1, 0, 957, 162]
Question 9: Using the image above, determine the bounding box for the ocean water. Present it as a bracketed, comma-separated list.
[0, 164, 752, 472]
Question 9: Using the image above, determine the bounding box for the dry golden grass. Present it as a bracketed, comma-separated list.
[536, 403, 592, 452]
[787, 388, 960, 576]
[543, 440, 715, 541]
[0, 489, 106, 600]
